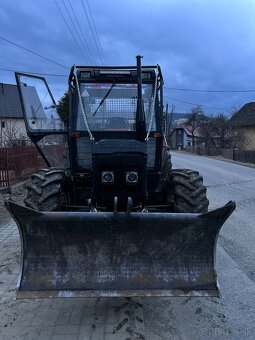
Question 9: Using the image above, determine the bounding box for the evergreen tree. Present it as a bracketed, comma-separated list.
[57, 91, 69, 124]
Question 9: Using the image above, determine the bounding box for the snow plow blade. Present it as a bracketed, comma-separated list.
[6, 200, 235, 298]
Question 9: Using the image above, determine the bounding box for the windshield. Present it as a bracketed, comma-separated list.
[76, 83, 154, 131]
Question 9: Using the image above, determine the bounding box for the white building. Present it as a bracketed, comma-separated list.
[0, 83, 27, 147]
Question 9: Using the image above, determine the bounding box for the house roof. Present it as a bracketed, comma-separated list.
[231, 102, 255, 127]
[0, 83, 23, 119]
[176, 122, 202, 137]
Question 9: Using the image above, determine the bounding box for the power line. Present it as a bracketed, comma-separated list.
[0, 35, 68, 70]
[62, 0, 89, 61]
[86, 0, 105, 65]
[55, 0, 87, 62]
[165, 86, 255, 93]
[80, 0, 104, 65]
[0, 67, 243, 114]
[0, 68, 68, 77]
[164, 95, 227, 110]
[67, 0, 93, 64]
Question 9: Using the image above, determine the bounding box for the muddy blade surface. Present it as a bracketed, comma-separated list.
[6, 200, 235, 298]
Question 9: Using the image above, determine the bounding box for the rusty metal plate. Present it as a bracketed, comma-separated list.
[6, 200, 235, 298]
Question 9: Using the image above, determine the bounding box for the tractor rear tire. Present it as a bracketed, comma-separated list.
[24, 168, 66, 211]
[165, 169, 209, 213]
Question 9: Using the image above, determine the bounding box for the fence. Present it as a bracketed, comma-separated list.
[233, 149, 255, 164]
[0, 148, 9, 187]
[186, 146, 255, 164]
[0, 146, 46, 188]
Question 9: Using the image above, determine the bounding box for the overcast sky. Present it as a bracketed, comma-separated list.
[1, 0, 255, 115]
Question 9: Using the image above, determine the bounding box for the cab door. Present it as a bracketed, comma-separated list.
[15, 73, 68, 167]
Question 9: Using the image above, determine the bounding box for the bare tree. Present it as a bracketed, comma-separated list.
[186, 105, 204, 146]
[211, 113, 251, 149]
[231, 128, 252, 149]
[184, 109, 251, 151]
[165, 103, 175, 142]
[211, 114, 233, 149]
[198, 114, 215, 148]
[2, 120, 29, 148]
[228, 105, 241, 118]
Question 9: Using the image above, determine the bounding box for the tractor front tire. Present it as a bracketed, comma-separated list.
[165, 169, 209, 213]
[24, 168, 66, 211]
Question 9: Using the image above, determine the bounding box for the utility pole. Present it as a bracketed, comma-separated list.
[166, 103, 175, 143]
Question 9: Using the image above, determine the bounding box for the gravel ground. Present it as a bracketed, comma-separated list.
[0, 184, 27, 226]
[1, 153, 255, 339]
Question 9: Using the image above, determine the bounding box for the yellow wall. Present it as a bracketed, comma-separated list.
[242, 126, 255, 150]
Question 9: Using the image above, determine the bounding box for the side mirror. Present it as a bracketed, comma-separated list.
[44, 105, 56, 110]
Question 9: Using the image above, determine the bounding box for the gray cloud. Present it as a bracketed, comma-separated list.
[0, 0, 255, 114]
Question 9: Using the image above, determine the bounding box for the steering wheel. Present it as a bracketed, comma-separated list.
[105, 117, 129, 129]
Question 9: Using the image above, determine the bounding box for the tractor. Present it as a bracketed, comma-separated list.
[6, 56, 235, 298]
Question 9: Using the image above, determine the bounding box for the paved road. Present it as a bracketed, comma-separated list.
[0, 152, 255, 339]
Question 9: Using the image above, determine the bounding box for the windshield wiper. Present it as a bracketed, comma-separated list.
[93, 83, 115, 116]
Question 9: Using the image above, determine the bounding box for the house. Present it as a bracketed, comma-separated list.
[230, 102, 255, 150]
[171, 121, 204, 149]
[0, 83, 27, 147]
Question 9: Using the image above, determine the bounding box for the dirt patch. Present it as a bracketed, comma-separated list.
[0, 183, 27, 227]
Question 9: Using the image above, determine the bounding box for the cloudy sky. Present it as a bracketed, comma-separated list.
[1, 0, 255, 115]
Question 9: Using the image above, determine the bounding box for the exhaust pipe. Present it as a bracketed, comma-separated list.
[136, 55, 146, 141]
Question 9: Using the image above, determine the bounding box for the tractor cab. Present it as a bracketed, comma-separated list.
[16, 57, 165, 210]
[68, 59, 164, 209]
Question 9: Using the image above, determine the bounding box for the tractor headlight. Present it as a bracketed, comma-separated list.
[101, 171, 114, 183]
[126, 171, 138, 183]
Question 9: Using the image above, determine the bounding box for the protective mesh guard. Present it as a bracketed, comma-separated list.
[77, 84, 154, 131]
